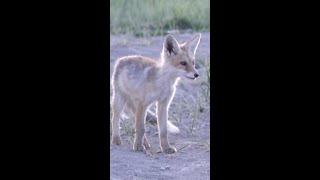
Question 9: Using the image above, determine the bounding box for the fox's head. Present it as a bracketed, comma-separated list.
[161, 33, 201, 80]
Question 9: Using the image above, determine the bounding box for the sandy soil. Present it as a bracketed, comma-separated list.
[110, 32, 211, 180]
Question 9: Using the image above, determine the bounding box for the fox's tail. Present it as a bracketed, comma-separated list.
[167, 120, 180, 134]
[146, 111, 180, 134]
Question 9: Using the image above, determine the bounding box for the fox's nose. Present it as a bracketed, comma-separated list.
[194, 73, 199, 78]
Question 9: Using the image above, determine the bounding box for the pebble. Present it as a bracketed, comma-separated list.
[160, 166, 170, 171]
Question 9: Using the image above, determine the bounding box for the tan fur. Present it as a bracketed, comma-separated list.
[111, 33, 201, 154]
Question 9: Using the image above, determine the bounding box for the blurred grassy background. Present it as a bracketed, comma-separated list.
[110, 0, 210, 37]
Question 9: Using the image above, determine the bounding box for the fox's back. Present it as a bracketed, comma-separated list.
[112, 55, 162, 99]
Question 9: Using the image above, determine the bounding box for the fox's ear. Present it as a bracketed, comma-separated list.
[163, 34, 180, 56]
[185, 33, 201, 56]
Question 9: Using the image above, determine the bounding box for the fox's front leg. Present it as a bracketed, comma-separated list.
[133, 104, 148, 151]
[156, 101, 177, 154]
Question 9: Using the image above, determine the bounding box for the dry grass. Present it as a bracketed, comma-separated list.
[110, 0, 210, 37]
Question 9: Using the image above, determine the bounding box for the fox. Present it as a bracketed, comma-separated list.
[111, 33, 201, 154]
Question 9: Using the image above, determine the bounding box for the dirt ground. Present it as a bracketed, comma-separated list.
[110, 32, 211, 180]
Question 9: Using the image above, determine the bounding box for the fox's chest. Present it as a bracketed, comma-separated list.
[130, 83, 175, 104]
[149, 83, 176, 102]
[120, 71, 178, 103]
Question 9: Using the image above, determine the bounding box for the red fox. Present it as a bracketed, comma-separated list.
[111, 33, 201, 154]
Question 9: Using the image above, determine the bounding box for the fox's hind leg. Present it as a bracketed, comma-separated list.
[133, 103, 148, 151]
[111, 93, 125, 145]
[126, 102, 152, 150]
[127, 103, 157, 126]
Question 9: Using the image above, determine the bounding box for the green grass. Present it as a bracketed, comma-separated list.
[110, 0, 210, 36]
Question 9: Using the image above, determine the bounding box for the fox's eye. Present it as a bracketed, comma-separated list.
[180, 61, 187, 66]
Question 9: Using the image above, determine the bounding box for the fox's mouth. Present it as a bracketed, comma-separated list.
[185, 76, 196, 80]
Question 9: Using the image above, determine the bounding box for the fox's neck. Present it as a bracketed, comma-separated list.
[156, 62, 180, 87]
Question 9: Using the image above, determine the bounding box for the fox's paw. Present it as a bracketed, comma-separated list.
[111, 136, 122, 145]
[162, 146, 177, 154]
